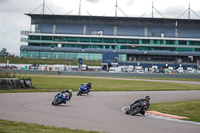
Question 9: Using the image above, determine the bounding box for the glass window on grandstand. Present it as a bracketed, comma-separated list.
[65, 52, 77, 59]
[52, 52, 65, 59]
[28, 51, 40, 58]
[89, 53, 102, 60]
[119, 54, 127, 61]
[40, 52, 51, 59]
[20, 51, 28, 58]
[77, 53, 90, 60]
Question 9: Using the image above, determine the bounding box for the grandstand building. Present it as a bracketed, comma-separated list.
[20, 13, 200, 68]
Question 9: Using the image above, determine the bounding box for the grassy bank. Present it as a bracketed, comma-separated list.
[20, 74, 200, 82]
[0, 57, 101, 66]
[16, 76, 200, 91]
[0, 75, 200, 93]
[0, 119, 100, 133]
[149, 100, 200, 122]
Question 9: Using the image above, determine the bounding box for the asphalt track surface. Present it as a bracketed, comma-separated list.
[0, 91, 200, 133]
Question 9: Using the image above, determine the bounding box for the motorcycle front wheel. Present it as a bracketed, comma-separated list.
[53, 98, 63, 106]
[77, 91, 81, 96]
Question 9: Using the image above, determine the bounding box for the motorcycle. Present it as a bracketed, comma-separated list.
[124, 100, 149, 115]
[52, 92, 69, 106]
[77, 84, 89, 96]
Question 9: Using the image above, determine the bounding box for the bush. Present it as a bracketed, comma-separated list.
[0, 69, 17, 78]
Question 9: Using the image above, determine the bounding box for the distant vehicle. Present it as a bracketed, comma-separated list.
[187, 67, 195, 74]
[81, 64, 87, 71]
[134, 66, 145, 73]
[177, 67, 184, 74]
[109, 67, 122, 73]
[194, 70, 200, 74]
[52, 65, 65, 71]
[149, 66, 159, 73]
[128, 65, 134, 72]
[165, 67, 174, 74]
[122, 66, 129, 72]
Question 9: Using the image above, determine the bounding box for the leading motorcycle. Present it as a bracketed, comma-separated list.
[124, 100, 149, 115]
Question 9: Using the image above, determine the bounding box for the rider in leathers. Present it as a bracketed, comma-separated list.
[55, 89, 72, 104]
[126, 96, 150, 115]
[80, 81, 92, 94]
[86, 81, 92, 93]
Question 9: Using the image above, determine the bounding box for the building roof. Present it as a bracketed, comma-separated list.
[26, 14, 200, 26]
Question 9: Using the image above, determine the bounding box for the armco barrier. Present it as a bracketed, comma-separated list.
[14, 70, 200, 79]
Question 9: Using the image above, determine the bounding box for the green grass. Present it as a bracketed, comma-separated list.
[0, 57, 101, 66]
[0, 75, 200, 93]
[149, 100, 200, 122]
[20, 73, 200, 81]
[20, 76, 200, 91]
[0, 119, 100, 133]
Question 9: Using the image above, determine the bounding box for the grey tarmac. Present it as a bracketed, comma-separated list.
[0, 91, 200, 133]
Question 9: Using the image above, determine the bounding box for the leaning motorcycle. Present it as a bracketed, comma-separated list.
[52, 92, 69, 106]
[125, 101, 149, 115]
[77, 84, 89, 96]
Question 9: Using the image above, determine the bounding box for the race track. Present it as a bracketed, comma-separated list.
[0, 91, 200, 133]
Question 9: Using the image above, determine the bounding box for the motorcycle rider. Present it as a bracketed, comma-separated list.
[86, 81, 92, 93]
[126, 96, 150, 115]
[79, 81, 92, 95]
[55, 89, 72, 104]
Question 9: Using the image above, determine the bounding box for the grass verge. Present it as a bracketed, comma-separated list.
[149, 100, 200, 122]
[1, 75, 200, 93]
[20, 73, 200, 81]
[0, 119, 100, 133]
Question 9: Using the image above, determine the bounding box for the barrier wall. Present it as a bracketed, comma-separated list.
[0, 78, 32, 89]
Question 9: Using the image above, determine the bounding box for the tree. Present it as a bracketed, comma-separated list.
[0, 48, 9, 57]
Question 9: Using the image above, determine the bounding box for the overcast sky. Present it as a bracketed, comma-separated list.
[0, 0, 200, 56]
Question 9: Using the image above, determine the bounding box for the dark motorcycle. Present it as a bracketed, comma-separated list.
[52, 92, 69, 106]
[125, 100, 149, 115]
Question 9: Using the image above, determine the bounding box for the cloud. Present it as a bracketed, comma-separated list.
[0, 0, 39, 13]
[125, 0, 135, 6]
[85, 0, 102, 3]
[0, 11, 30, 56]
[0, 0, 8, 3]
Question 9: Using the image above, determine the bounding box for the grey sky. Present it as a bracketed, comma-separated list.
[0, 0, 200, 56]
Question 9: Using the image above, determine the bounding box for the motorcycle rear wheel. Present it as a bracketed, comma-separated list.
[129, 104, 142, 115]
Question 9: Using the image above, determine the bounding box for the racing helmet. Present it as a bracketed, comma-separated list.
[68, 89, 72, 93]
[88, 81, 92, 87]
[145, 96, 150, 101]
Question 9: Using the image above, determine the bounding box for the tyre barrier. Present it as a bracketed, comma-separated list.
[0, 78, 32, 89]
